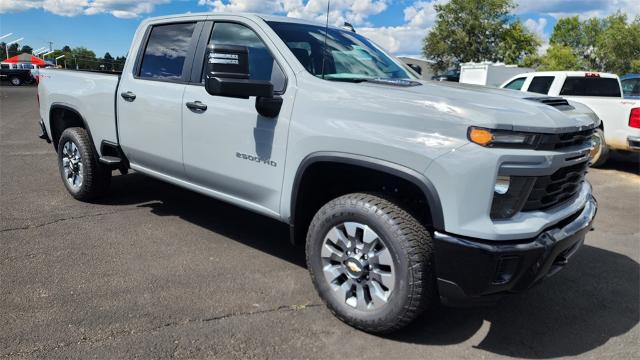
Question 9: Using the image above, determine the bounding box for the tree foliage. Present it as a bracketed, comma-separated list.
[531, 12, 640, 75]
[422, 0, 539, 73]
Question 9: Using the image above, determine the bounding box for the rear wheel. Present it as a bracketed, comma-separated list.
[9, 77, 21, 86]
[306, 193, 435, 333]
[590, 128, 609, 167]
[57, 127, 111, 201]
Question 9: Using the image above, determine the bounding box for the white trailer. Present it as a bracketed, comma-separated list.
[460, 62, 533, 87]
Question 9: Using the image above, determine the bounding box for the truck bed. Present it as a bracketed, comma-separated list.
[38, 69, 120, 155]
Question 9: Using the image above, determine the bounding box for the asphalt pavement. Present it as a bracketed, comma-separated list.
[1, 85, 639, 359]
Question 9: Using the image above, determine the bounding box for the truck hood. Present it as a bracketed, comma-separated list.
[353, 80, 597, 133]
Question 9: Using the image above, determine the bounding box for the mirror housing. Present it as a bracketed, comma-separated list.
[205, 44, 274, 99]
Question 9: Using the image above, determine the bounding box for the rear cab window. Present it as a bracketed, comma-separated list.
[527, 76, 555, 94]
[504, 77, 526, 90]
[559, 76, 621, 97]
[138, 22, 197, 81]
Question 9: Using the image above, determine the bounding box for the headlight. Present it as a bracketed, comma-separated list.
[468, 127, 542, 148]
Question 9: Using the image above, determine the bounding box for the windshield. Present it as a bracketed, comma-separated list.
[267, 21, 414, 82]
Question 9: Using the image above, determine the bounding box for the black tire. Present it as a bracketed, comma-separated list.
[9, 76, 21, 86]
[57, 127, 111, 201]
[306, 193, 435, 333]
[590, 128, 609, 167]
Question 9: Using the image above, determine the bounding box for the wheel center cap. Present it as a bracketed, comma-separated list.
[344, 258, 366, 278]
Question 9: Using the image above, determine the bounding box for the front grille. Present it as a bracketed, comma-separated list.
[522, 161, 589, 211]
[536, 128, 595, 150]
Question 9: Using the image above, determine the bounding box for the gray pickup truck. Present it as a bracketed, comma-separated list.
[37, 13, 598, 333]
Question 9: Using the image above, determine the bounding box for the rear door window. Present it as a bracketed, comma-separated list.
[527, 76, 555, 94]
[138, 22, 197, 81]
[504, 77, 526, 90]
[559, 77, 621, 97]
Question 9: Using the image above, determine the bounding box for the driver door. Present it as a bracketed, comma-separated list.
[181, 20, 294, 216]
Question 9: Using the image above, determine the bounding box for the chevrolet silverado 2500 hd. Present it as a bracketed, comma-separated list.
[37, 13, 599, 333]
[501, 71, 640, 166]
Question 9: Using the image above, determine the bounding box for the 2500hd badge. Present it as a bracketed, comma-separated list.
[236, 152, 277, 167]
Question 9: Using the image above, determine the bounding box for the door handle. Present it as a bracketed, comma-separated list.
[186, 101, 208, 112]
[121, 91, 136, 102]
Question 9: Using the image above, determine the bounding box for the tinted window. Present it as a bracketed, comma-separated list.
[0, 64, 8, 69]
[139, 22, 196, 80]
[204, 22, 285, 92]
[527, 76, 554, 94]
[504, 77, 526, 90]
[621, 78, 640, 97]
[560, 77, 621, 97]
[267, 21, 413, 82]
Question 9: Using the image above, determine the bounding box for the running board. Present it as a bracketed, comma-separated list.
[99, 156, 122, 165]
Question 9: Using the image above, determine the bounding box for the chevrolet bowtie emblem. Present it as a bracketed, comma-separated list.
[346, 261, 361, 273]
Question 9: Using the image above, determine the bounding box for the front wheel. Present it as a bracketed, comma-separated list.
[9, 77, 22, 86]
[57, 127, 111, 201]
[306, 193, 435, 333]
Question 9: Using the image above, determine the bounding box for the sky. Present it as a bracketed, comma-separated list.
[1, 0, 639, 58]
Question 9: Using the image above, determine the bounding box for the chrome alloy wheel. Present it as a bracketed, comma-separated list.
[61, 141, 84, 190]
[321, 222, 395, 311]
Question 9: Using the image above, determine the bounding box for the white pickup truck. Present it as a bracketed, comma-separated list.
[37, 13, 600, 333]
[501, 71, 640, 166]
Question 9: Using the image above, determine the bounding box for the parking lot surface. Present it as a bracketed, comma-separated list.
[1, 85, 639, 359]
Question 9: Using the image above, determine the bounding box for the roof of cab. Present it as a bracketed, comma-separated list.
[141, 12, 332, 28]
[521, 71, 619, 79]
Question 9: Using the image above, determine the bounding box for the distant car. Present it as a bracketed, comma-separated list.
[0, 64, 34, 86]
[431, 68, 460, 82]
[501, 71, 640, 166]
[621, 74, 640, 100]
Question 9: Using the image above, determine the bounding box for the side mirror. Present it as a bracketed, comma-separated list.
[408, 63, 422, 75]
[205, 44, 283, 118]
[205, 44, 273, 99]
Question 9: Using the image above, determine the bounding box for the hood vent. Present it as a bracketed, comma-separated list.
[526, 96, 574, 111]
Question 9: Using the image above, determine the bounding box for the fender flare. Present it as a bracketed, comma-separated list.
[49, 103, 96, 153]
[290, 152, 445, 231]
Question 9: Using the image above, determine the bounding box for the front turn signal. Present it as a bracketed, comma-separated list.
[468, 127, 494, 146]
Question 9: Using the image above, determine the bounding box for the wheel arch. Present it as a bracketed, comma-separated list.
[289, 152, 444, 245]
[49, 104, 95, 152]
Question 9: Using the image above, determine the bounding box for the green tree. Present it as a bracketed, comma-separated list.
[20, 45, 33, 54]
[595, 15, 640, 75]
[422, 0, 539, 73]
[6, 43, 19, 57]
[498, 21, 540, 64]
[538, 45, 583, 71]
[102, 52, 114, 70]
[543, 12, 640, 74]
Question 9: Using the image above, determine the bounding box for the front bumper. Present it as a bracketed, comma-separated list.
[434, 195, 597, 306]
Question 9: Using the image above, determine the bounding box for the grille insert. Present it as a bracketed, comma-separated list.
[522, 161, 589, 211]
[536, 128, 595, 150]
